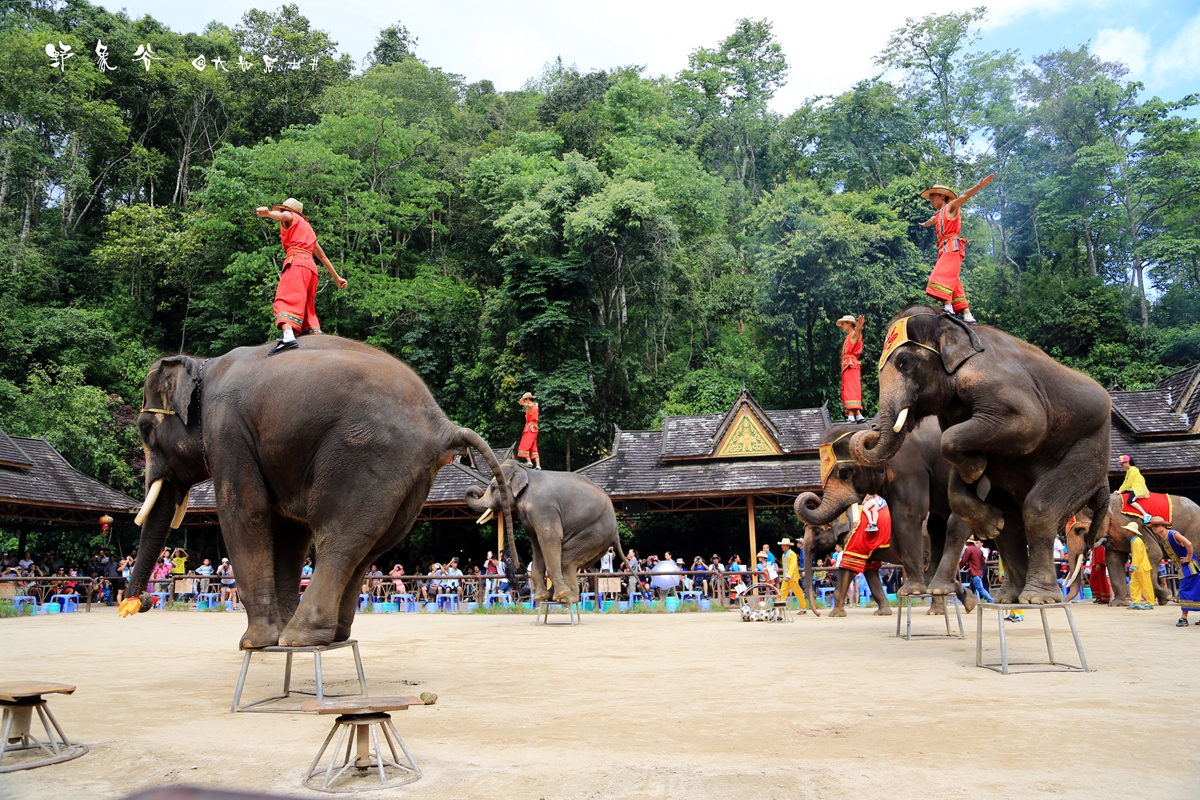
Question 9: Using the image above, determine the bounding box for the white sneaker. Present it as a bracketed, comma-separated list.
[961, 311, 977, 324]
[943, 303, 954, 314]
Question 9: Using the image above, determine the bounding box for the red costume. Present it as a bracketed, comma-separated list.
[840, 333, 862, 415]
[842, 500, 891, 574]
[925, 207, 969, 313]
[273, 213, 322, 334]
[518, 402, 539, 461]
[1089, 545, 1111, 602]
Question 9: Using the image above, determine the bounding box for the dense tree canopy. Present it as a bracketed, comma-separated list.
[2, 1, 1197, 503]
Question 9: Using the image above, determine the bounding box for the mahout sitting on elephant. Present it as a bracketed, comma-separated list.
[796, 417, 974, 617]
[124, 335, 516, 649]
[851, 306, 1112, 605]
[466, 460, 625, 604]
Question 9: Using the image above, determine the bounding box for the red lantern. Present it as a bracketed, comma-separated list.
[100, 514, 113, 534]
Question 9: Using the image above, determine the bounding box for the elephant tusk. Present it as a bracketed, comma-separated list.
[134, 478, 164, 527]
[1064, 552, 1084, 589]
[169, 489, 190, 530]
[892, 407, 909, 433]
[476, 508, 494, 525]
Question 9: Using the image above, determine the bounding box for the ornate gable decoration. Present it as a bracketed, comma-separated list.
[713, 400, 784, 458]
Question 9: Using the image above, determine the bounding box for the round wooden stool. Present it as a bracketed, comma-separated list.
[300, 695, 424, 792]
[0, 682, 88, 773]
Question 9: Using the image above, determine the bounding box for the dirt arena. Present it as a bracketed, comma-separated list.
[1, 603, 1197, 799]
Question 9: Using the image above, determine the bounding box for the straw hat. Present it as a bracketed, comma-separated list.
[920, 184, 958, 201]
[1121, 522, 1141, 534]
[518, 391, 536, 402]
[271, 197, 305, 215]
[1147, 516, 1168, 528]
[835, 315, 857, 327]
[778, 537, 795, 547]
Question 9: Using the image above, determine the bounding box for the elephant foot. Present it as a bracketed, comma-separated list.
[992, 584, 1021, 605]
[333, 621, 354, 643]
[829, 606, 847, 618]
[959, 590, 978, 614]
[278, 619, 337, 648]
[897, 581, 928, 596]
[1017, 579, 1064, 605]
[928, 578, 956, 596]
[239, 621, 283, 651]
[551, 588, 574, 603]
[927, 604, 946, 617]
[533, 591, 552, 603]
[873, 605, 892, 616]
[1109, 598, 1131, 608]
[957, 454, 987, 484]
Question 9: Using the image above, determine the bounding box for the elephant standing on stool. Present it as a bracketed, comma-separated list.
[124, 336, 516, 648]
[851, 307, 1112, 605]
[466, 460, 625, 604]
[797, 417, 974, 617]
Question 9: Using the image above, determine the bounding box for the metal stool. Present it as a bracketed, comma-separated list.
[0, 682, 88, 773]
[301, 695, 423, 792]
[536, 601, 580, 626]
[895, 593, 964, 640]
[975, 602, 1090, 674]
[232, 639, 368, 712]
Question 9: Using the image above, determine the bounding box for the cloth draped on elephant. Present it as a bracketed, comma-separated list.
[924, 206, 969, 313]
[840, 334, 863, 415]
[273, 213, 323, 334]
[1089, 544, 1112, 602]
[1165, 531, 1200, 611]
[1120, 492, 1172, 523]
[518, 402, 539, 461]
[841, 500, 891, 574]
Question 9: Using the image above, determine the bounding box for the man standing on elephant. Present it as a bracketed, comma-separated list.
[777, 537, 808, 613]
[517, 392, 541, 469]
[918, 174, 993, 324]
[836, 315, 866, 423]
[255, 198, 348, 355]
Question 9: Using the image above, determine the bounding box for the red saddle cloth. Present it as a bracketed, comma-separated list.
[1120, 492, 1172, 523]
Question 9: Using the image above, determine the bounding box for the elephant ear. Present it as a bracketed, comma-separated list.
[937, 315, 984, 374]
[500, 462, 530, 497]
[146, 356, 198, 424]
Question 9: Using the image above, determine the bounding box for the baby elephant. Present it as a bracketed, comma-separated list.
[466, 460, 625, 603]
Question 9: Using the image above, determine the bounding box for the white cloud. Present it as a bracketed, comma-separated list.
[1092, 26, 1150, 74]
[1151, 11, 1200, 81]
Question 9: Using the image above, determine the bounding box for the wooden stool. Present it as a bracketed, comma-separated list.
[0, 682, 88, 773]
[231, 640, 368, 713]
[300, 695, 423, 792]
[894, 593, 964, 640]
[975, 602, 1090, 674]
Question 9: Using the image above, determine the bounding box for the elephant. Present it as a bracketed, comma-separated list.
[465, 460, 626, 604]
[851, 306, 1112, 605]
[796, 417, 975, 617]
[1063, 492, 1198, 606]
[125, 335, 516, 649]
[800, 514, 891, 617]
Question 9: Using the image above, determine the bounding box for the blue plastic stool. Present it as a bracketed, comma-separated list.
[49, 594, 79, 613]
[485, 592, 511, 607]
[389, 593, 417, 612]
[198, 592, 221, 609]
[580, 592, 597, 611]
[357, 593, 371, 611]
[679, 591, 703, 604]
[13, 595, 38, 613]
[818, 587, 836, 606]
[150, 592, 169, 609]
[628, 592, 648, 606]
[436, 594, 460, 612]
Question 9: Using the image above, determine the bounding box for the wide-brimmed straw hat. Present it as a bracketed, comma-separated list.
[518, 391, 536, 402]
[920, 184, 958, 201]
[778, 537, 795, 547]
[1121, 522, 1141, 534]
[1148, 516, 1168, 528]
[835, 315, 857, 327]
[270, 197, 305, 215]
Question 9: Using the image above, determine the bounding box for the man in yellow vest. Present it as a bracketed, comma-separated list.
[777, 538, 808, 613]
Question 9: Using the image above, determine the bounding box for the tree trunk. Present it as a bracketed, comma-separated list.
[565, 432, 572, 472]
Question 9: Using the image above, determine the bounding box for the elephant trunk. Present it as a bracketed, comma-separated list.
[464, 486, 491, 522]
[456, 427, 521, 582]
[795, 486, 858, 527]
[802, 527, 819, 617]
[126, 480, 183, 609]
[850, 425, 904, 467]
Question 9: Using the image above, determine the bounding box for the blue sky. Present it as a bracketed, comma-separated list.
[104, 0, 1199, 111]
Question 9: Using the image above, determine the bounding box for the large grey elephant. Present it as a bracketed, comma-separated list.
[851, 307, 1112, 605]
[123, 336, 516, 648]
[465, 460, 625, 604]
[796, 417, 974, 617]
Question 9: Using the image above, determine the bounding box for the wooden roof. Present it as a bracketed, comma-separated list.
[0, 431, 139, 522]
[1107, 365, 1200, 475]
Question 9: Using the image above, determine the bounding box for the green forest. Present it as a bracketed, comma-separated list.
[2, 0, 1198, 502]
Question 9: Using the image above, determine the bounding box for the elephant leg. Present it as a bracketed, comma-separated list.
[1106, 547, 1131, 606]
[991, 514, 1028, 604]
[929, 515, 971, 596]
[214, 470, 283, 650]
[829, 569, 853, 617]
[940, 409, 1042, 485]
[865, 569, 891, 615]
[272, 514, 312, 629]
[528, 534, 550, 602]
[1019, 452, 1103, 605]
[928, 595, 946, 616]
[534, 518, 572, 603]
[948, 471, 1005, 540]
[889, 498, 928, 596]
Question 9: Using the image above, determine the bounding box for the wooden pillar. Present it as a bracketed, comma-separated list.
[747, 496, 757, 571]
[497, 512, 505, 557]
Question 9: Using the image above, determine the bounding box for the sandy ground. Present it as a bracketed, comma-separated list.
[1, 602, 1198, 800]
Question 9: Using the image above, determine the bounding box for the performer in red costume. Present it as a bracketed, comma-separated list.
[517, 391, 541, 469]
[255, 198, 348, 355]
[835, 314, 865, 423]
[919, 174, 993, 325]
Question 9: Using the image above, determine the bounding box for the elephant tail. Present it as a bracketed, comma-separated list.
[453, 427, 520, 580]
